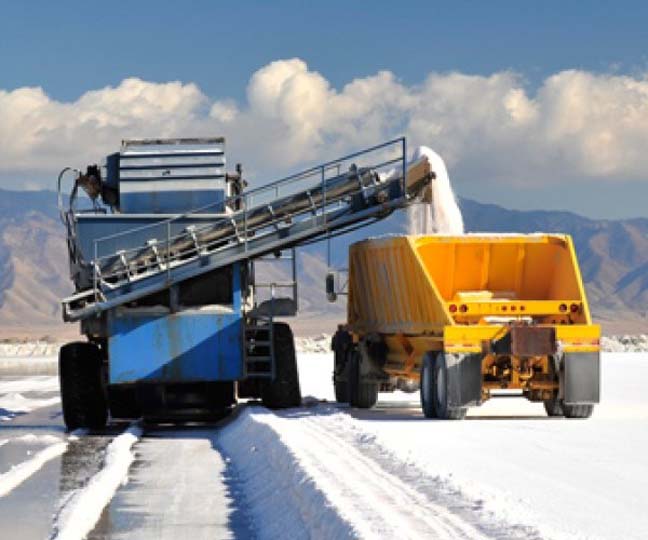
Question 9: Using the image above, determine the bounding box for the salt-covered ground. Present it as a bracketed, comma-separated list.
[0, 335, 647, 360]
[0, 342, 61, 357]
[0, 376, 61, 422]
[600, 334, 648, 352]
[219, 351, 648, 540]
[1, 352, 646, 539]
[0, 374, 118, 539]
[294, 334, 648, 354]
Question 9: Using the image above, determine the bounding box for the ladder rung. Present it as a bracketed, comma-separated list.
[245, 327, 269, 333]
[246, 356, 272, 362]
[247, 340, 271, 346]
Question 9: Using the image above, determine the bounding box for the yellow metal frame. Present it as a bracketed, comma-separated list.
[348, 234, 600, 393]
[448, 300, 582, 317]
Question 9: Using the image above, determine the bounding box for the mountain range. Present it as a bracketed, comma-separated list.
[0, 188, 646, 337]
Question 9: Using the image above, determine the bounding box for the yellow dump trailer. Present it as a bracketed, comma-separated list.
[331, 234, 600, 419]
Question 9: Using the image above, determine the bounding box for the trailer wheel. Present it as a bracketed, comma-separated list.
[334, 380, 349, 403]
[348, 349, 379, 409]
[262, 323, 302, 409]
[433, 353, 467, 420]
[332, 330, 352, 403]
[59, 342, 108, 430]
[334, 355, 349, 403]
[562, 403, 594, 419]
[420, 353, 437, 418]
[543, 397, 564, 417]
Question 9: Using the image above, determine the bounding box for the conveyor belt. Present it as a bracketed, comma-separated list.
[62, 138, 433, 322]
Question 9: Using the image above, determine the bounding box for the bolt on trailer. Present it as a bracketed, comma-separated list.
[330, 234, 601, 419]
[56, 136, 433, 429]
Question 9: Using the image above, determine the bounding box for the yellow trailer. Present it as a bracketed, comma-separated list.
[330, 234, 600, 419]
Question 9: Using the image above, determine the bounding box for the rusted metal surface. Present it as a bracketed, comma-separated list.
[492, 326, 557, 357]
[511, 326, 557, 356]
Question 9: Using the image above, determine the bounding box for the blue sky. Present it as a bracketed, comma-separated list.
[4, 1, 646, 101]
[1, 1, 648, 218]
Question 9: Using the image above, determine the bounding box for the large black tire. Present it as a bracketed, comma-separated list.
[563, 403, 595, 418]
[348, 349, 379, 409]
[433, 353, 467, 420]
[262, 323, 302, 409]
[420, 353, 437, 418]
[332, 330, 352, 404]
[333, 348, 349, 403]
[544, 397, 564, 417]
[59, 342, 108, 430]
[334, 381, 349, 403]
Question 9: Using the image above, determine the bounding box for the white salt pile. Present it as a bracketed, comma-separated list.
[407, 146, 464, 235]
[0, 341, 61, 357]
[292, 334, 648, 354]
[295, 334, 331, 354]
[601, 335, 648, 353]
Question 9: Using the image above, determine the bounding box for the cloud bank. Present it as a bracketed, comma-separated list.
[2, 58, 648, 190]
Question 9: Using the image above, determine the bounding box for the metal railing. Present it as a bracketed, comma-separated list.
[85, 138, 407, 303]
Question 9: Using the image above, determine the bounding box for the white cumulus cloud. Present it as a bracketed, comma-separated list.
[2, 59, 648, 192]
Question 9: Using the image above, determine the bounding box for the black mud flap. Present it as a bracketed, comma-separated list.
[446, 353, 482, 407]
[564, 352, 600, 404]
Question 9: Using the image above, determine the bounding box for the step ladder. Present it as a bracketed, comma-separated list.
[244, 319, 275, 380]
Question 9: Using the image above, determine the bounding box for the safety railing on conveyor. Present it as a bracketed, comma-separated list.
[62, 137, 426, 321]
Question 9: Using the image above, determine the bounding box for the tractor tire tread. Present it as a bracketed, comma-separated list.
[348, 349, 378, 409]
[59, 342, 107, 430]
[262, 323, 302, 409]
[562, 403, 595, 418]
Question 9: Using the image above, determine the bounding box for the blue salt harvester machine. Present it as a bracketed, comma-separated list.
[56, 137, 432, 429]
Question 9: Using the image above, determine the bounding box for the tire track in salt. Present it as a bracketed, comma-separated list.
[0, 441, 67, 497]
[297, 406, 544, 540]
[292, 414, 488, 539]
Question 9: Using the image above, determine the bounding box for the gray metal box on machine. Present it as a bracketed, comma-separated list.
[108, 137, 228, 214]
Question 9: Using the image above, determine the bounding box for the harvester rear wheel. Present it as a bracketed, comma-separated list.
[59, 342, 108, 431]
[348, 350, 378, 409]
[262, 323, 302, 409]
[543, 397, 564, 417]
[433, 353, 467, 420]
[420, 353, 437, 418]
[562, 403, 594, 418]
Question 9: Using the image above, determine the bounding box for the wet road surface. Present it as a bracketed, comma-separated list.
[0, 376, 248, 539]
[89, 426, 253, 539]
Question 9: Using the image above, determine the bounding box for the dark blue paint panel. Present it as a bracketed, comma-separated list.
[108, 309, 243, 383]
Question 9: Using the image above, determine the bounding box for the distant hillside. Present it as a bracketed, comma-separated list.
[0, 190, 73, 337]
[459, 199, 648, 330]
[0, 188, 646, 336]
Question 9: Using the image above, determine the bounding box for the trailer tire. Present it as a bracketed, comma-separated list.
[333, 334, 350, 403]
[334, 381, 349, 403]
[543, 397, 564, 417]
[59, 342, 108, 431]
[420, 353, 437, 418]
[262, 323, 302, 409]
[433, 353, 467, 420]
[562, 403, 594, 419]
[348, 350, 378, 409]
